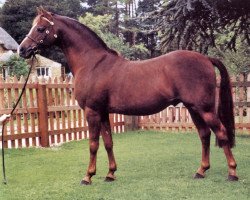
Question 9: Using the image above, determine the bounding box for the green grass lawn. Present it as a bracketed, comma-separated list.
[1, 131, 249, 200]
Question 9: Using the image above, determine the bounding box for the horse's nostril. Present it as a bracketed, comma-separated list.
[19, 47, 25, 53]
[18, 46, 29, 58]
[18, 46, 35, 59]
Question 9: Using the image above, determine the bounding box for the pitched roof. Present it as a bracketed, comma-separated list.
[0, 50, 14, 62]
[0, 27, 19, 51]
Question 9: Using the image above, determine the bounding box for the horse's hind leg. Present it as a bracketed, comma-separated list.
[100, 113, 117, 182]
[81, 107, 101, 185]
[188, 109, 211, 179]
[201, 112, 238, 181]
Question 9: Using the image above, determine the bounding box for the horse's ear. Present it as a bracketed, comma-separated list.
[36, 7, 43, 15]
[38, 6, 53, 20]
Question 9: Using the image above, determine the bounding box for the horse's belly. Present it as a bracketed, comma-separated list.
[108, 97, 178, 116]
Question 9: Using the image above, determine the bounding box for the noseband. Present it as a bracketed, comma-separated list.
[26, 17, 58, 51]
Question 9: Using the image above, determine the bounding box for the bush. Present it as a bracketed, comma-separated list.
[0, 55, 29, 79]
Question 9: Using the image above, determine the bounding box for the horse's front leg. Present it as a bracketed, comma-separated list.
[81, 107, 101, 185]
[101, 114, 117, 182]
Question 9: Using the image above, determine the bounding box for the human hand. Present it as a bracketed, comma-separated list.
[0, 114, 11, 124]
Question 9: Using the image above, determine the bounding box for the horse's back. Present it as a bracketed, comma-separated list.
[123, 50, 216, 93]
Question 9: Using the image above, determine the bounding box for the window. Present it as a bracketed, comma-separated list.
[1, 65, 9, 80]
[36, 67, 50, 77]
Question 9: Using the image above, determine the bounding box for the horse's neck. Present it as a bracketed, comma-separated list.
[56, 17, 109, 75]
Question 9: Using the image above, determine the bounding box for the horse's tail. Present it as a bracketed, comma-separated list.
[208, 57, 235, 148]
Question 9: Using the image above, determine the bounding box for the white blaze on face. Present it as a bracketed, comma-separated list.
[29, 22, 39, 36]
[18, 22, 38, 55]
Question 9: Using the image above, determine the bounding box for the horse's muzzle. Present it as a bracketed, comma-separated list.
[18, 46, 36, 59]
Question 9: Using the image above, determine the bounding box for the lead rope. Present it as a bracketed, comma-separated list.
[2, 55, 36, 184]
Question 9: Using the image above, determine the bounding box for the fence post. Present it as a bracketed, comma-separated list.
[124, 116, 139, 131]
[37, 83, 49, 147]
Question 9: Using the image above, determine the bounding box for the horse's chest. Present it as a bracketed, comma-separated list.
[74, 81, 108, 110]
[73, 87, 85, 108]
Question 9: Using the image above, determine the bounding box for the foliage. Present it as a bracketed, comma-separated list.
[84, 0, 156, 58]
[1, 0, 249, 73]
[154, 0, 250, 53]
[209, 40, 250, 75]
[79, 12, 149, 60]
[1, 131, 250, 200]
[85, 0, 118, 15]
[79, 12, 112, 35]
[134, 0, 162, 57]
[0, 55, 29, 79]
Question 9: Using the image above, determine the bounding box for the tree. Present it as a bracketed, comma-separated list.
[0, 55, 29, 79]
[154, 0, 250, 53]
[134, 0, 161, 57]
[83, 0, 158, 58]
[79, 13, 149, 60]
[209, 38, 250, 75]
[86, 0, 117, 15]
[220, 44, 250, 75]
[85, 0, 123, 36]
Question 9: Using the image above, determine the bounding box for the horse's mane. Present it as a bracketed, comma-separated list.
[33, 13, 119, 56]
[58, 15, 119, 56]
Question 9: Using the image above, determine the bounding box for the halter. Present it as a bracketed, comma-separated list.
[25, 17, 58, 49]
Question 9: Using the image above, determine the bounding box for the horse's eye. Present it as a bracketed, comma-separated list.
[37, 27, 46, 33]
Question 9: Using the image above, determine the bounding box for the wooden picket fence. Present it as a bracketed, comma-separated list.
[0, 76, 124, 149]
[139, 104, 195, 131]
[139, 73, 250, 133]
[1, 73, 250, 149]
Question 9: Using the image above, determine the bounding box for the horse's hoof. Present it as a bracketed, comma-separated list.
[193, 173, 205, 179]
[105, 176, 116, 182]
[80, 180, 91, 185]
[228, 175, 239, 181]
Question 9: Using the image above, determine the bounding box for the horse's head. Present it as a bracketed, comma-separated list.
[19, 7, 58, 58]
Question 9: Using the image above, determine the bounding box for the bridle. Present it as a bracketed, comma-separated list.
[25, 17, 58, 52]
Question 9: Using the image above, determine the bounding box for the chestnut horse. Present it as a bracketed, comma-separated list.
[19, 8, 238, 184]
